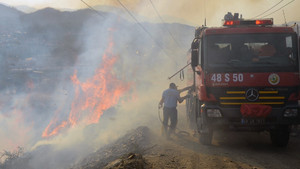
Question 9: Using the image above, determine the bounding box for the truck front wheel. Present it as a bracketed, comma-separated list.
[270, 125, 290, 147]
[196, 109, 213, 145]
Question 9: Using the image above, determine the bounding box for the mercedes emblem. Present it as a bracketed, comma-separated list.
[245, 88, 259, 102]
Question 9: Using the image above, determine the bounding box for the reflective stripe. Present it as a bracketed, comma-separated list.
[220, 102, 284, 105]
[259, 91, 278, 94]
[220, 97, 245, 100]
[226, 91, 245, 94]
[259, 96, 285, 99]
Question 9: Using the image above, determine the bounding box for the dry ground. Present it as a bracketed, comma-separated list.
[144, 130, 300, 169]
[74, 105, 300, 169]
[143, 106, 300, 169]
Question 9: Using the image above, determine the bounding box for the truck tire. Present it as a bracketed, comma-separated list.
[270, 125, 290, 147]
[199, 129, 213, 145]
[195, 102, 213, 145]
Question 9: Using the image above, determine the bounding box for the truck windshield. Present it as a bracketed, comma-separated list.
[205, 33, 298, 72]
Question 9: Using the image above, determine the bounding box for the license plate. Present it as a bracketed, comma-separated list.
[241, 118, 265, 125]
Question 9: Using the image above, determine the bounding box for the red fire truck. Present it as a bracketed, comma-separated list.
[187, 13, 300, 146]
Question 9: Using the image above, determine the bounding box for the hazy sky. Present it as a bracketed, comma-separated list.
[0, 0, 299, 26]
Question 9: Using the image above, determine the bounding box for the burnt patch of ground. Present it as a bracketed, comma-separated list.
[103, 153, 145, 169]
[71, 126, 154, 169]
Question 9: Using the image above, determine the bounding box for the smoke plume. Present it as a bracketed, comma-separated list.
[0, 3, 194, 169]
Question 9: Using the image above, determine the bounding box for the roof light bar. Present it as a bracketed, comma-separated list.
[223, 19, 273, 26]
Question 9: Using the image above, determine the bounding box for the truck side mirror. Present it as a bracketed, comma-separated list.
[191, 39, 199, 67]
[191, 49, 199, 67]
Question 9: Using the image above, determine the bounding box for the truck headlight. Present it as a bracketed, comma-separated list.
[206, 109, 222, 117]
[283, 109, 298, 117]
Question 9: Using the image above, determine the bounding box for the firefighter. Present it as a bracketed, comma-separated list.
[158, 83, 191, 139]
[253, 43, 276, 62]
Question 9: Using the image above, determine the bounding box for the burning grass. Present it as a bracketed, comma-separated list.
[42, 38, 132, 138]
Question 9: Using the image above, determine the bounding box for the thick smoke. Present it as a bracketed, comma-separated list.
[0, 3, 194, 169]
[3, 0, 300, 25]
[74, 0, 300, 26]
[1, 1, 298, 168]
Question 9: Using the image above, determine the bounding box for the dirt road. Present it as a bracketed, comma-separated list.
[145, 130, 300, 169]
[144, 106, 300, 169]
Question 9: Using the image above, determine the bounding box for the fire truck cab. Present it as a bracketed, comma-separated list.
[187, 12, 300, 146]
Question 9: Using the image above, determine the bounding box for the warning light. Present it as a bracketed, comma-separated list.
[255, 19, 273, 25]
[256, 20, 262, 25]
[223, 20, 240, 26]
[224, 20, 233, 26]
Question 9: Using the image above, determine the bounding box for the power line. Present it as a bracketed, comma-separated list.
[81, 0, 104, 17]
[148, 0, 182, 48]
[252, 0, 284, 19]
[262, 0, 295, 18]
[115, 0, 178, 66]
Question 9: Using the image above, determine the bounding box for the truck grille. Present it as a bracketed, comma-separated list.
[218, 89, 285, 106]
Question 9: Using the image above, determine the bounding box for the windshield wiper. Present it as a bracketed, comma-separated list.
[254, 60, 277, 65]
[227, 59, 242, 67]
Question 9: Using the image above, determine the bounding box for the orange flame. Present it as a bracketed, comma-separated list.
[42, 119, 68, 138]
[42, 40, 131, 138]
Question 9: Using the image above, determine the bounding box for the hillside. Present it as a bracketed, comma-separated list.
[0, 4, 194, 92]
